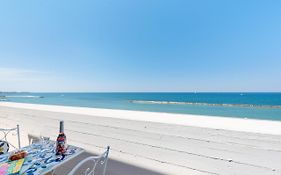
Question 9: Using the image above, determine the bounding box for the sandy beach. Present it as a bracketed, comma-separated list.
[0, 102, 281, 175]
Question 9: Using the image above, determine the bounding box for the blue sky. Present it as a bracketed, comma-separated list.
[0, 0, 280, 92]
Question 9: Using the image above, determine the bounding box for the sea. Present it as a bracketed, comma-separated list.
[0, 92, 281, 121]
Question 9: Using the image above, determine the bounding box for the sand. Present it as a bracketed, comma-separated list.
[0, 102, 281, 175]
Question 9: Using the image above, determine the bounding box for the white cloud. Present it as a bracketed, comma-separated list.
[0, 68, 57, 91]
[0, 68, 51, 81]
[0, 67, 98, 92]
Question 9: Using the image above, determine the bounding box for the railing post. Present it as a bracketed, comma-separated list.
[102, 146, 110, 175]
[17, 124, 21, 149]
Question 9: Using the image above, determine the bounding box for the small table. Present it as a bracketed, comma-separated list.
[0, 141, 84, 175]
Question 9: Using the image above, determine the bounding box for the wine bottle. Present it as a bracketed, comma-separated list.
[56, 121, 67, 155]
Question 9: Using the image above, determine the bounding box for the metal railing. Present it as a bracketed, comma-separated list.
[0, 124, 21, 151]
[67, 146, 110, 175]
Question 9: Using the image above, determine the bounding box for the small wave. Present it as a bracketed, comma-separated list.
[130, 100, 281, 109]
[5, 95, 44, 98]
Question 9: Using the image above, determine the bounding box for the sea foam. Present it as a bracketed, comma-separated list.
[130, 100, 281, 109]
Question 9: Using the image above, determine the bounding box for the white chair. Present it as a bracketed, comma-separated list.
[68, 146, 110, 175]
[0, 125, 21, 152]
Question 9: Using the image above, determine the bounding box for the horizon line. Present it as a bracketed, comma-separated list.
[1, 91, 281, 93]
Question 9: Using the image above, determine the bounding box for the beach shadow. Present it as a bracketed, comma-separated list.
[54, 151, 166, 175]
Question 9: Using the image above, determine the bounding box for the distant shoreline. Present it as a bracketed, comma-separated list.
[1, 92, 281, 121]
[1, 102, 281, 135]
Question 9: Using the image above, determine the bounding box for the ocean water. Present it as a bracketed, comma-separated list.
[1, 92, 281, 121]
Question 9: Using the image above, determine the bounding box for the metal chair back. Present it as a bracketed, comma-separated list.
[68, 146, 110, 175]
[0, 125, 21, 151]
